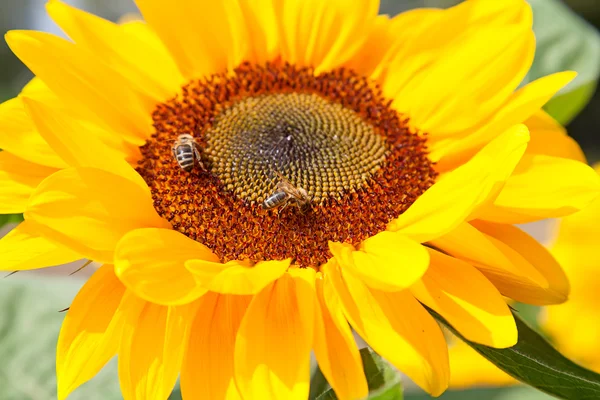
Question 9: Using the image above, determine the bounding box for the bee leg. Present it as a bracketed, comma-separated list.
[277, 200, 290, 217]
[192, 144, 204, 170]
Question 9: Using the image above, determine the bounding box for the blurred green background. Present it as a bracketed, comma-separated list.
[0, 1, 599, 399]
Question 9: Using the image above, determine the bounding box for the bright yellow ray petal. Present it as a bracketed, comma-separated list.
[0, 97, 66, 168]
[235, 269, 316, 400]
[392, 26, 533, 137]
[324, 261, 449, 396]
[238, 0, 279, 62]
[25, 167, 170, 263]
[273, 0, 379, 72]
[472, 220, 570, 305]
[57, 265, 137, 400]
[343, 15, 395, 79]
[118, 302, 195, 400]
[479, 154, 600, 223]
[21, 75, 51, 95]
[411, 248, 517, 348]
[0, 151, 58, 213]
[430, 222, 564, 305]
[432, 72, 576, 171]
[0, 220, 79, 271]
[5, 30, 153, 146]
[135, 0, 248, 79]
[329, 231, 429, 292]
[181, 293, 251, 400]
[115, 228, 218, 305]
[190, 258, 291, 295]
[388, 125, 529, 243]
[46, 0, 183, 101]
[383, 0, 532, 102]
[525, 111, 586, 162]
[429, 222, 548, 289]
[22, 97, 143, 187]
[313, 273, 368, 400]
[367, 8, 443, 82]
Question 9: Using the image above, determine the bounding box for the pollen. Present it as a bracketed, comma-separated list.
[137, 61, 437, 268]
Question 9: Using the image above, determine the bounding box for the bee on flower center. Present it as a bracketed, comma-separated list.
[172, 133, 204, 172]
[262, 171, 312, 214]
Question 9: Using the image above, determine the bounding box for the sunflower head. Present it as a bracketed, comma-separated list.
[139, 60, 436, 267]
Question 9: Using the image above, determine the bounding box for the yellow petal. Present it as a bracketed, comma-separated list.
[324, 261, 449, 396]
[479, 154, 600, 223]
[115, 228, 218, 305]
[343, 15, 395, 79]
[135, 0, 248, 79]
[0, 96, 66, 168]
[118, 302, 195, 400]
[235, 269, 316, 400]
[5, 30, 153, 145]
[57, 265, 135, 400]
[329, 231, 429, 292]
[181, 293, 251, 400]
[46, 0, 183, 101]
[22, 96, 143, 188]
[0, 220, 79, 271]
[273, 0, 379, 73]
[388, 125, 529, 242]
[0, 151, 57, 213]
[429, 222, 548, 290]
[237, 0, 279, 62]
[21, 75, 53, 96]
[384, 0, 532, 104]
[411, 248, 517, 348]
[472, 220, 569, 305]
[186, 258, 291, 295]
[432, 72, 576, 171]
[392, 25, 533, 137]
[525, 111, 586, 162]
[367, 8, 443, 82]
[313, 273, 368, 400]
[25, 167, 170, 263]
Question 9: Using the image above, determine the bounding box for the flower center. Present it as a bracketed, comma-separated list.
[138, 61, 437, 268]
[205, 92, 387, 204]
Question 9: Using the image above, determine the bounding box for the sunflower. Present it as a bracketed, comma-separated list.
[1, 0, 599, 399]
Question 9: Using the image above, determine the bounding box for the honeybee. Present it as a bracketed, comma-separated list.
[172, 133, 204, 172]
[262, 172, 312, 213]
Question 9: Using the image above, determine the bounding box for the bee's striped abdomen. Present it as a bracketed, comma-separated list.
[262, 190, 288, 209]
[174, 145, 195, 172]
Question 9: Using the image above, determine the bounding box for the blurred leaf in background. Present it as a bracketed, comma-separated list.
[528, 0, 600, 125]
[0, 277, 122, 400]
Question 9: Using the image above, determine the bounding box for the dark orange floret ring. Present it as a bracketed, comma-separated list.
[137, 60, 437, 268]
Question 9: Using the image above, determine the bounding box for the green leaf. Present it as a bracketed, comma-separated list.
[527, 0, 600, 124]
[430, 308, 600, 400]
[0, 277, 122, 400]
[316, 348, 403, 400]
[543, 81, 597, 126]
